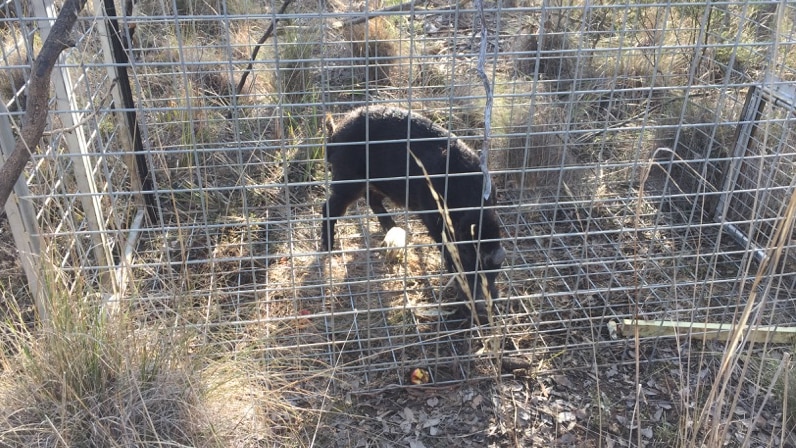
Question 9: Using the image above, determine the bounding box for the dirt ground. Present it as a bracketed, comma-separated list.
[286, 203, 795, 448]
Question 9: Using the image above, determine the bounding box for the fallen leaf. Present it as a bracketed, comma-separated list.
[557, 433, 577, 444]
[553, 375, 573, 389]
[422, 418, 441, 428]
[408, 439, 427, 448]
[557, 411, 576, 423]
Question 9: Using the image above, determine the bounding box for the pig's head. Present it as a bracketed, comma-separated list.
[451, 208, 506, 320]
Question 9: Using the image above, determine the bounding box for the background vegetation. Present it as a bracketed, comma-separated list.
[1, 0, 794, 446]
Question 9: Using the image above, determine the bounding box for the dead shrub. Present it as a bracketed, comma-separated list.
[512, 21, 583, 92]
[502, 101, 581, 198]
[350, 16, 400, 85]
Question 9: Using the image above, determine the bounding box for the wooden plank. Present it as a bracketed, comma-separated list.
[0, 104, 44, 318]
[622, 320, 796, 344]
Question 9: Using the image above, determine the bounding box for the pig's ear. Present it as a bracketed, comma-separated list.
[325, 113, 336, 136]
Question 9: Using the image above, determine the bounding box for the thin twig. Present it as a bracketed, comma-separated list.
[234, 0, 294, 97]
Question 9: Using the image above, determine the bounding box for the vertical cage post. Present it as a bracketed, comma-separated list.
[94, 0, 157, 224]
[0, 103, 45, 319]
[31, 0, 118, 302]
[90, 0, 154, 302]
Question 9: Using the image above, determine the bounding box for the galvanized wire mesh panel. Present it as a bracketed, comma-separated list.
[1, 0, 140, 296]
[3, 0, 796, 400]
[717, 81, 796, 262]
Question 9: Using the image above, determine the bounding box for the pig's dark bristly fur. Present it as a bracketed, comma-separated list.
[320, 106, 506, 318]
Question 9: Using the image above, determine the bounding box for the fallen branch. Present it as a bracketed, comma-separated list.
[335, 1, 416, 27]
[0, 0, 88, 210]
[331, 1, 469, 28]
[622, 319, 796, 344]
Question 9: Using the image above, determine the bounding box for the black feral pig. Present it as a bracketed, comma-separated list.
[321, 106, 506, 319]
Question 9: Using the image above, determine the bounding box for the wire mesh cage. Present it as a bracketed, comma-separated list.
[2, 0, 796, 444]
[1, 0, 139, 296]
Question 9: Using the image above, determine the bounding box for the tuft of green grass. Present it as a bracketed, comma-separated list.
[281, 109, 326, 188]
[271, 27, 329, 187]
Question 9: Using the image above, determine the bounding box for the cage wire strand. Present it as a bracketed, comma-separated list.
[2, 0, 796, 444]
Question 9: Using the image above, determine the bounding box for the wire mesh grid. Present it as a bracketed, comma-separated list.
[2, 0, 139, 285]
[3, 0, 796, 394]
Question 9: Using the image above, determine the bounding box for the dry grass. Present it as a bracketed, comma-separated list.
[0, 260, 321, 447]
[2, 0, 796, 446]
[511, 22, 583, 91]
[350, 16, 401, 86]
[649, 95, 740, 216]
[0, 29, 29, 113]
[497, 95, 584, 199]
